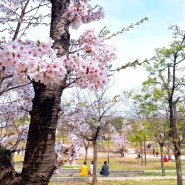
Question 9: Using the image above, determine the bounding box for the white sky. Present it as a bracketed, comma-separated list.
[27, 0, 185, 94]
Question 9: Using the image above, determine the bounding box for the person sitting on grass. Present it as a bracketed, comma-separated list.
[80, 161, 89, 176]
[100, 161, 109, 176]
[89, 161, 94, 176]
[168, 155, 172, 162]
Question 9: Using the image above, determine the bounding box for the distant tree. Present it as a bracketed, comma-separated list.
[108, 124, 126, 157]
[140, 26, 185, 185]
[125, 88, 171, 175]
[59, 87, 122, 185]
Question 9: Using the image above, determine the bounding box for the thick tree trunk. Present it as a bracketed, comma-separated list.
[0, 0, 70, 184]
[21, 83, 63, 185]
[50, 0, 70, 57]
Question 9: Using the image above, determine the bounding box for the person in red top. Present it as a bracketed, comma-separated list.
[163, 155, 168, 162]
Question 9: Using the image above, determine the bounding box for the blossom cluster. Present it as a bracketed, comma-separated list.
[59, 103, 91, 136]
[0, 38, 68, 85]
[0, 0, 104, 31]
[0, 0, 20, 14]
[68, 0, 104, 29]
[0, 123, 29, 149]
[58, 100, 107, 147]
[16, 84, 34, 112]
[0, 28, 116, 90]
[0, 0, 117, 160]
[108, 124, 126, 148]
[54, 141, 77, 168]
[72, 29, 116, 90]
[68, 133, 83, 148]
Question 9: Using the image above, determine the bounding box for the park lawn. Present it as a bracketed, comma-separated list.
[14, 152, 185, 175]
[13, 152, 185, 184]
[75, 154, 182, 171]
[49, 179, 185, 185]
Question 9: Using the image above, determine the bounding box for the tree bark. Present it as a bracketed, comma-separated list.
[0, 0, 70, 184]
[92, 126, 100, 185]
[140, 140, 143, 166]
[170, 105, 183, 184]
[144, 137, 147, 166]
[92, 142, 98, 185]
[21, 83, 63, 185]
[50, 0, 70, 57]
[84, 146, 88, 162]
[174, 144, 182, 185]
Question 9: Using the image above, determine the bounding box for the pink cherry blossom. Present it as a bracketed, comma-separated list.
[0, 0, 118, 169]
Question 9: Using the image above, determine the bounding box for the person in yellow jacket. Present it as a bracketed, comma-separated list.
[80, 161, 89, 176]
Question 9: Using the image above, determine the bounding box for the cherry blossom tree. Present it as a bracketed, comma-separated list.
[108, 124, 126, 157]
[0, 0, 117, 185]
[0, 0, 147, 184]
[59, 99, 107, 184]
[58, 86, 123, 185]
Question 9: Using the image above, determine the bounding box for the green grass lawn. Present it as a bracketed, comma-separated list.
[14, 147, 185, 184]
[14, 152, 185, 175]
[47, 154, 185, 184]
[49, 180, 185, 185]
[75, 154, 183, 172]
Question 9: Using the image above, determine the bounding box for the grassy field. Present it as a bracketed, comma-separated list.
[14, 153, 180, 172]
[14, 145, 185, 184]
[49, 153, 184, 185]
[74, 154, 184, 174]
[49, 179, 185, 185]
[14, 152, 185, 176]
